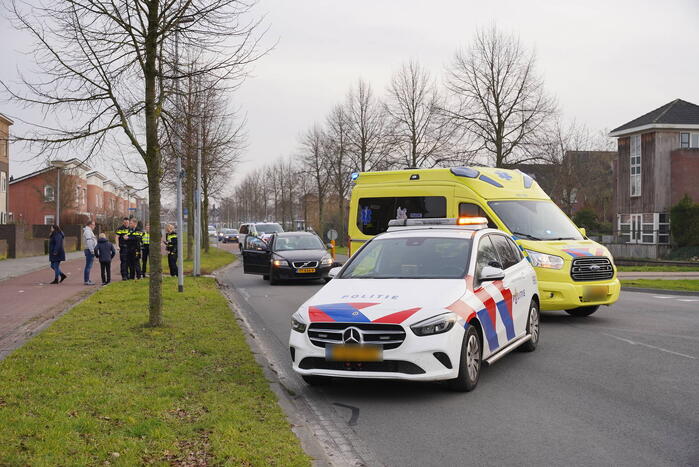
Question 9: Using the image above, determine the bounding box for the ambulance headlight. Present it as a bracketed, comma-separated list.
[411, 313, 457, 336]
[291, 312, 307, 333]
[525, 250, 564, 269]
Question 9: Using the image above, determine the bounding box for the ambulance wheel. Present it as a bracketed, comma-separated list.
[302, 375, 331, 386]
[520, 299, 540, 352]
[448, 325, 481, 392]
[565, 305, 599, 317]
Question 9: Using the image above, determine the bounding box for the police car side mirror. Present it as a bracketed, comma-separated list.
[328, 267, 342, 279]
[479, 266, 505, 282]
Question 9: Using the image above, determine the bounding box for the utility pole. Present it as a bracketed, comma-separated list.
[193, 122, 202, 276]
[56, 168, 60, 224]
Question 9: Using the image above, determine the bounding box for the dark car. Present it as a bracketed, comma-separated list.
[221, 228, 239, 243]
[241, 232, 334, 284]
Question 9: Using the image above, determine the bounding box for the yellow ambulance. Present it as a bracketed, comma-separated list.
[347, 167, 620, 316]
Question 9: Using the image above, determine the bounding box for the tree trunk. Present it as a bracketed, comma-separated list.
[144, 0, 161, 326]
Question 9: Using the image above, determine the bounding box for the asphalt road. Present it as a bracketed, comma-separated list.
[219, 260, 699, 466]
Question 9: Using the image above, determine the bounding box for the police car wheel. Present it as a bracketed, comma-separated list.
[448, 325, 481, 392]
[302, 374, 331, 386]
[564, 305, 599, 317]
[520, 299, 540, 352]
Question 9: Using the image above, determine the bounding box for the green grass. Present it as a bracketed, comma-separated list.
[168, 246, 236, 275]
[621, 279, 699, 291]
[0, 277, 310, 466]
[617, 265, 699, 272]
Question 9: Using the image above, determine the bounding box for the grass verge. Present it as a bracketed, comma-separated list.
[165, 246, 236, 275]
[0, 276, 310, 466]
[617, 265, 699, 272]
[621, 279, 699, 292]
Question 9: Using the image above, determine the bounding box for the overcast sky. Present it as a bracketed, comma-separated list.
[2, 0, 698, 190]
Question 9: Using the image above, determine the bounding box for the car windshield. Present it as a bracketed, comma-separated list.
[256, 223, 283, 234]
[274, 235, 324, 251]
[340, 236, 472, 279]
[488, 200, 583, 241]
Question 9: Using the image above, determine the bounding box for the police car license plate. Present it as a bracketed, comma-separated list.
[297, 267, 316, 273]
[582, 285, 608, 302]
[326, 344, 383, 362]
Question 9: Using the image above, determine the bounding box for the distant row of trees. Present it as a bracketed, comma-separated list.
[221, 26, 611, 240]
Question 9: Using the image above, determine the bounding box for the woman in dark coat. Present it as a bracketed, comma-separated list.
[49, 224, 67, 284]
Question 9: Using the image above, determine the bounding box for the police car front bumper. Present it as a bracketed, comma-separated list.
[289, 323, 466, 381]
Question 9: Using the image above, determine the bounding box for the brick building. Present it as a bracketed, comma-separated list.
[0, 113, 13, 224]
[610, 98, 699, 245]
[9, 158, 146, 226]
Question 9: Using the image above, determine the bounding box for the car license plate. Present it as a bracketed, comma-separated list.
[582, 285, 608, 302]
[297, 267, 316, 273]
[326, 344, 383, 362]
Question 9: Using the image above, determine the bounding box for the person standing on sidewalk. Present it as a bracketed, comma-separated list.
[141, 224, 150, 277]
[48, 224, 67, 284]
[115, 217, 130, 280]
[94, 232, 116, 285]
[82, 220, 97, 285]
[165, 224, 178, 277]
[125, 218, 144, 280]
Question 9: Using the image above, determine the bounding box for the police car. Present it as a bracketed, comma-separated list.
[289, 217, 540, 391]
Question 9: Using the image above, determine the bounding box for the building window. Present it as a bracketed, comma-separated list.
[681, 132, 690, 148]
[0, 171, 6, 193]
[681, 132, 699, 148]
[630, 134, 641, 197]
[44, 215, 55, 225]
[44, 185, 55, 201]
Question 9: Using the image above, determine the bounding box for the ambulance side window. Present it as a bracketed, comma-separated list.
[475, 235, 500, 284]
[458, 203, 496, 229]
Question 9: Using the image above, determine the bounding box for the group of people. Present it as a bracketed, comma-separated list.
[47, 217, 159, 285]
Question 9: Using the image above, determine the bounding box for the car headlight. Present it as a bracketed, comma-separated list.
[272, 257, 286, 267]
[410, 313, 457, 336]
[320, 255, 333, 266]
[525, 250, 564, 269]
[291, 312, 307, 333]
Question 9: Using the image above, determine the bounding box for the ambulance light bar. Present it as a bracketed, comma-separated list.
[387, 217, 488, 229]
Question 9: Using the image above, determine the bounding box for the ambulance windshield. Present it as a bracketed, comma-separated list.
[488, 200, 583, 241]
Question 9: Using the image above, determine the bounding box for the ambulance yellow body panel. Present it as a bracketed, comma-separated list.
[347, 167, 620, 314]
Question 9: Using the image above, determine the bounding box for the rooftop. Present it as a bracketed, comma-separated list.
[610, 99, 699, 137]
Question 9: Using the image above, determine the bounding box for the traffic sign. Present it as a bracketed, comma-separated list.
[326, 229, 338, 241]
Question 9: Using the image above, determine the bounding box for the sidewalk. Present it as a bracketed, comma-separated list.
[617, 271, 699, 280]
[0, 254, 125, 360]
[0, 251, 84, 281]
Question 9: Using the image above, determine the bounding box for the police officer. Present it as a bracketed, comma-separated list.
[115, 217, 130, 280]
[125, 219, 144, 280]
[141, 224, 150, 276]
[165, 224, 178, 277]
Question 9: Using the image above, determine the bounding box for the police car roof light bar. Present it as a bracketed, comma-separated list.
[387, 217, 488, 230]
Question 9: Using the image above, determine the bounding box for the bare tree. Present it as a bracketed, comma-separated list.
[325, 104, 352, 240]
[346, 79, 392, 172]
[385, 60, 458, 168]
[3, 0, 266, 325]
[300, 124, 330, 232]
[444, 26, 556, 168]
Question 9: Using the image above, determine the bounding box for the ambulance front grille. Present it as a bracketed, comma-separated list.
[570, 257, 614, 281]
[307, 323, 406, 350]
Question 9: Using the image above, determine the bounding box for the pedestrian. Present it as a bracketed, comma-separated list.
[83, 220, 97, 285]
[94, 232, 116, 285]
[115, 217, 130, 280]
[48, 224, 67, 284]
[125, 218, 144, 279]
[165, 223, 178, 277]
[141, 224, 150, 276]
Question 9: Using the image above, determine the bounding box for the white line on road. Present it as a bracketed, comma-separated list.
[603, 333, 697, 360]
[677, 299, 699, 302]
[652, 296, 674, 299]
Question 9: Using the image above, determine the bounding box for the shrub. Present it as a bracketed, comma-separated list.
[573, 208, 600, 232]
[670, 195, 699, 247]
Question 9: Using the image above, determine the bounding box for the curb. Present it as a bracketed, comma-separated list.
[621, 286, 699, 296]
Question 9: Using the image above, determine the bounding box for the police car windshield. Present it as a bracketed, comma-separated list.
[488, 200, 583, 241]
[256, 223, 283, 234]
[273, 235, 324, 251]
[340, 237, 471, 279]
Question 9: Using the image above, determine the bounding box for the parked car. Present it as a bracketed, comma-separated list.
[237, 222, 284, 250]
[289, 217, 540, 391]
[241, 231, 334, 284]
[221, 228, 239, 243]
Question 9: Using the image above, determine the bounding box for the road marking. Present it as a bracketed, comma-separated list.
[652, 295, 673, 299]
[677, 299, 699, 302]
[603, 333, 696, 360]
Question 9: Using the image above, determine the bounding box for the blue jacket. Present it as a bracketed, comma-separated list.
[49, 232, 66, 262]
[94, 237, 116, 262]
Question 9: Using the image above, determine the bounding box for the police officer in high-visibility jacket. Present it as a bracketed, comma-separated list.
[165, 224, 178, 277]
[141, 224, 150, 276]
[115, 217, 130, 280]
[124, 219, 144, 280]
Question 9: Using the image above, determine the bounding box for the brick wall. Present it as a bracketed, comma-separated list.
[671, 149, 699, 205]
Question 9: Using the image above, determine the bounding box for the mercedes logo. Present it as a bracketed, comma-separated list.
[343, 327, 362, 344]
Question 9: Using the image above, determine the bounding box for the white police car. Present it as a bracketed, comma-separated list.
[289, 217, 540, 391]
